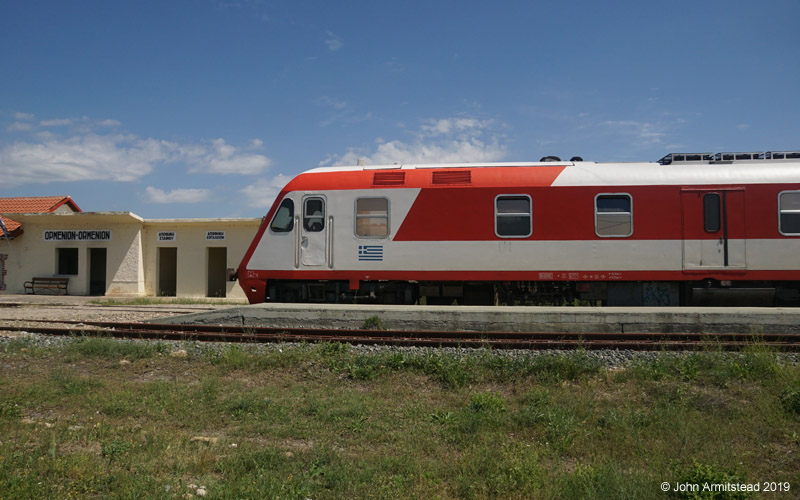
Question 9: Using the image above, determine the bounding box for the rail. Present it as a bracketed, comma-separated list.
[2, 320, 799, 351]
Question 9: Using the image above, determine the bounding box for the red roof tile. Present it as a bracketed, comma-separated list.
[0, 196, 81, 235]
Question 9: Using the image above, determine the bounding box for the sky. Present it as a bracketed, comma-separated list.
[1, 0, 798, 219]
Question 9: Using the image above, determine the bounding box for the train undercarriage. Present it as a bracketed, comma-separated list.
[263, 279, 800, 307]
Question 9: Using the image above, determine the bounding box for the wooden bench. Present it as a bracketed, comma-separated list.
[24, 277, 69, 295]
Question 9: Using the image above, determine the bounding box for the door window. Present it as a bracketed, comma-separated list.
[303, 198, 325, 232]
[703, 193, 721, 232]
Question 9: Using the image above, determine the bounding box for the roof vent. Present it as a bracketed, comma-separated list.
[432, 170, 471, 185]
[372, 171, 405, 186]
[540, 156, 561, 162]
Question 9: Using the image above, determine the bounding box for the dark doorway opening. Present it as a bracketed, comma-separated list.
[207, 247, 227, 297]
[158, 247, 177, 297]
[89, 248, 107, 296]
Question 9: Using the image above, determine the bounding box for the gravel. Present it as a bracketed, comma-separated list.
[2, 303, 798, 368]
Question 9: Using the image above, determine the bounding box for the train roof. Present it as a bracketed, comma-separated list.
[285, 151, 800, 191]
[305, 150, 800, 175]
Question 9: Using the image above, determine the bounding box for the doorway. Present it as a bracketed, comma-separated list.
[207, 247, 227, 297]
[681, 189, 746, 270]
[157, 247, 177, 296]
[300, 196, 327, 266]
[89, 248, 107, 296]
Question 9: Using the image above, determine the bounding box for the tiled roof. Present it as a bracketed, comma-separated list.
[0, 196, 81, 235]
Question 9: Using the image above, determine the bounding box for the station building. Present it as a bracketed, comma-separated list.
[0, 196, 260, 300]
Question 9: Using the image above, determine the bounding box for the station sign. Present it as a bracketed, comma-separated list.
[206, 231, 226, 241]
[43, 229, 112, 242]
[157, 231, 176, 242]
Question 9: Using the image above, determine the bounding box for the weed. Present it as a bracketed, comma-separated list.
[224, 392, 273, 419]
[317, 341, 351, 356]
[781, 387, 800, 416]
[212, 345, 252, 370]
[410, 351, 476, 387]
[528, 350, 602, 382]
[101, 439, 131, 463]
[361, 315, 386, 330]
[554, 462, 652, 500]
[429, 409, 454, 425]
[64, 336, 159, 360]
[673, 461, 753, 499]
[0, 400, 22, 419]
[98, 389, 139, 417]
[516, 389, 580, 451]
[50, 370, 104, 395]
[468, 391, 506, 414]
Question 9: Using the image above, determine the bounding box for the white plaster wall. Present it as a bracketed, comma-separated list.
[0, 214, 258, 299]
[106, 230, 145, 296]
[0, 216, 144, 296]
[142, 220, 259, 299]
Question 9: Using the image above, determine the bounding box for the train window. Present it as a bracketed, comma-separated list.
[355, 197, 389, 237]
[495, 195, 532, 237]
[303, 197, 325, 232]
[595, 194, 633, 237]
[779, 191, 800, 235]
[269, 198, 294, 233]
[703, 193, 721, 232]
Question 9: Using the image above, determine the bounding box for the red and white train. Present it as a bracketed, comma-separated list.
[238, 151, 800, 306]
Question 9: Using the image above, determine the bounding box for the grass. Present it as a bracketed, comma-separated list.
[1, 337, 799, 499]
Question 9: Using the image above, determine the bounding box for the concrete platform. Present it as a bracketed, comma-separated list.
[153, 303, 800, 334]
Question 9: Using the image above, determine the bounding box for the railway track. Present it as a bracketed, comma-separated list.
[2, 320, 799, 351]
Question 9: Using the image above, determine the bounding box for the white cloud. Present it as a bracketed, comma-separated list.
[0, 125, 274, 186]
[99, 119, 122, 127]
[315, 96, 372, 127]
[316, 96, 348, 110]
[145, 186, 212, 204]
[7, 121, 34, 132]
[40, 118, 73, 127]
[420, 117, 488, 136]
[599, 120, 667, 146]
[321, 116, 507, 166]
[0, 134, 169, 185]
[240, 174, 292, 209]
[14, 112, 34, 121]
[324, 31, 343, 51]
[184, 138, 271, 175]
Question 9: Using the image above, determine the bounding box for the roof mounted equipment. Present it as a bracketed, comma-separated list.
[658, 151, 800, 165]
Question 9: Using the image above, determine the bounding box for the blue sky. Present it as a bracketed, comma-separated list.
[1, 0, 798, 218]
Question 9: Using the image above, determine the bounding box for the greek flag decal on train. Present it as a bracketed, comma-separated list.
[358, 245, 383, 261]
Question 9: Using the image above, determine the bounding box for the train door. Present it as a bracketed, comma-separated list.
[681, 188, 746, 270]
[300, 196, 327, 266]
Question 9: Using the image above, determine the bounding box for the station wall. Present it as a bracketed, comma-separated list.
[0, 212, 260, 300]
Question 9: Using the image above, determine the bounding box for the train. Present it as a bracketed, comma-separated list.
[237, 151, 800, 306]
